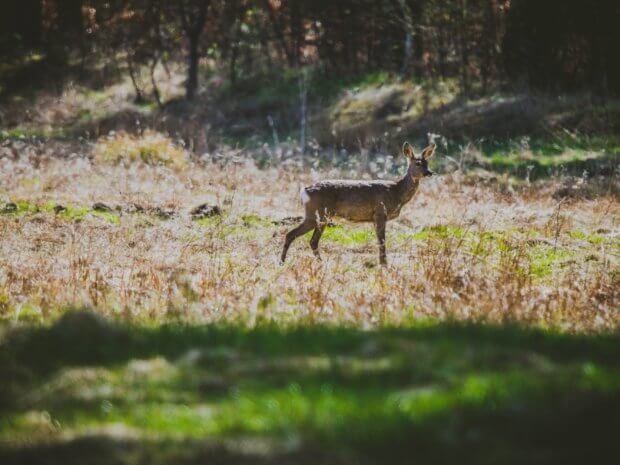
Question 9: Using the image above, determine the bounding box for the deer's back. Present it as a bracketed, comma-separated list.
[304, 180, 401, 222]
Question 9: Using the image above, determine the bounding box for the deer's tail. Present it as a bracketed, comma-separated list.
[300, 187, 310, 205]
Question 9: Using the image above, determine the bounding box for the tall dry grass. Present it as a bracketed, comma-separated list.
[0, 142, 617, 331]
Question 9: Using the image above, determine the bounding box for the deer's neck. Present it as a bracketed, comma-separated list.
[394, 172, 420, 204]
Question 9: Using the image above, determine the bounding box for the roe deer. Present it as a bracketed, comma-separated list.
[281, 142, 436, 265]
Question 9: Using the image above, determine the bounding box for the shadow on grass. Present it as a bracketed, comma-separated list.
[406, 93, 620, 141]
[0, 54, 122, 104]
[1, 311, 619, 464]
[483, 150, 619, 179]
[402, 93, 620, 179]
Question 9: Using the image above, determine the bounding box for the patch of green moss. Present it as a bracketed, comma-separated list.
[88, 90, 110, 104]
[195, 216, 223, 228]
[241, 214, 272, 228]
[0, 199, 37, 216]
[90, 210, 121, 225]
[528, 245, 573, 278]
[57, 205, 89, 221]
[318, 225, 375, 246]
[17, 200, 38, 214]
[15, 302, 44, 323]
[400, 225, 467, 242]
[0, 290, 12, 319]
[0, 127, 66, 140]
[568, 230, 605, 245]
[1, 200, 121, 224]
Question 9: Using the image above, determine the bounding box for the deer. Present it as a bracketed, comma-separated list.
[281, 142, 436, 265]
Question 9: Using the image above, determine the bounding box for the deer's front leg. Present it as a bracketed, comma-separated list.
[374, 207, 387, 266]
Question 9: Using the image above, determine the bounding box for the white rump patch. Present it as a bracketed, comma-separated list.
[300, 187, 310, 205]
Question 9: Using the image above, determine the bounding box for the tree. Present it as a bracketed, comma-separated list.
[0, 0, 42, 50]
[503, 0, 619, 93]
[178, 0, 211, 99]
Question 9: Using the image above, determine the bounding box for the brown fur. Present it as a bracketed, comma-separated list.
[281, 142, 436, 265]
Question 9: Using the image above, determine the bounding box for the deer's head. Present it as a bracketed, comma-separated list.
[403, 142, 436, 179]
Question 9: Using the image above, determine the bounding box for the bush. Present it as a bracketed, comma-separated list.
[94, 130, 188, 170]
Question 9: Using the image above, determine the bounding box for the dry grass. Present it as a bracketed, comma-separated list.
[94, 130, 189, 170]
[0, 146, 618, 331]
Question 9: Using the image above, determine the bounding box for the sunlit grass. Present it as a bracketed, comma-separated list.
[94, 130, 188, 170]
[1, 200, 120, 224]
[0, 146, 618, 331]
[315, 225, 376, 246]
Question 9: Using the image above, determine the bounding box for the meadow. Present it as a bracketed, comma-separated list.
[1, 51, 619, 463]
[0, 127, 618, 463]
[0, 131, 617, 329]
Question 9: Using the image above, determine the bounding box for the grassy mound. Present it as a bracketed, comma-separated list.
[94, 130, 188, 170]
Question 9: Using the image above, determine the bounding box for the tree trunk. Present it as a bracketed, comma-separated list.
[457, 0, 470, 95]
[481, 0, 498, 93]
[299, 71, 307, 153]
[12, 0, 42, 46]
[290, 1, 302, 66]
[128, 58, 144, 103]
[179, 1, 210, 100]
[59, 0, 83, 36]
[262, 0, 295, 66]
[150, 58, 162, 108]
[401, 31, 413, 79]
[438, 27, 447, 80]
[186, 35, 199, 99]
[229, 42, 239, 85]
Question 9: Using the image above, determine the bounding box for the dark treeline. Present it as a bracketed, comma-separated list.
[2, 0, 619, 99]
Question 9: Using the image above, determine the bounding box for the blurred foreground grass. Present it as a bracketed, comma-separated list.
[1, 312, 619, 464]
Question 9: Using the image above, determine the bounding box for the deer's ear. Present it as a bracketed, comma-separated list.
[402, 142, 415, 159]
[421, 143, 436, 159]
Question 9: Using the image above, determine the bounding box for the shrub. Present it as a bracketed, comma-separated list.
[94, 130, 188, 170]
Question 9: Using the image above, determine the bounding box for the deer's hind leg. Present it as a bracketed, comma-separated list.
[281, 218, 316, 263]
[309, 223, 326, 259]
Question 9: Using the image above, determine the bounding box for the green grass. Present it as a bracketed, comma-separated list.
[218, 69, 401, 109]
[240, 214, 273, 228]
[194, 214, 273, 241]
[400, 225, 468, 241]
[568, 230, 607, 246]
[194, 215, 223, 228]
[0, 127, 67, 140]
[527, 245, 574, 278]
[474, 134, 620, 178]
[301, 223, 598, 282]
[314, 225, 376, 246]
[1, 200, 120, 224]
[308, 224, 477, 247]
[3, 203, 608, 279]
[86, 90, 110, 105]
[0, 317, 619, 464]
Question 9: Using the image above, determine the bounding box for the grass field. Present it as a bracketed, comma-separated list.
[0, 139, 618, 329]
[1, 68, 619, 463]
[0, 135, 618, 462]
